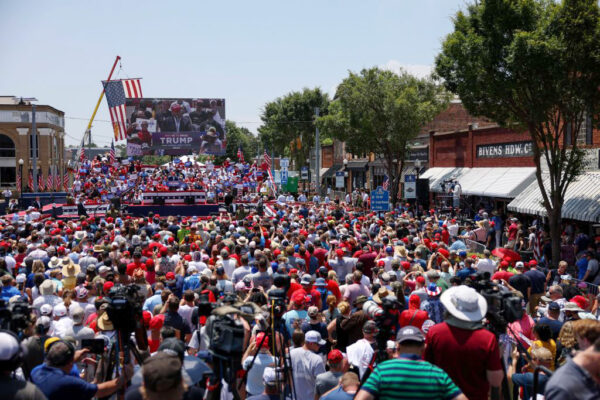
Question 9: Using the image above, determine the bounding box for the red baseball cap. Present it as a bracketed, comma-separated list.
[327, 349, 343, 363]
[255, 332, 269, 348]
[401, 261, 411, 270]
[149, 315, 164, 330]
[166, 272, 175, 281]
[292, 291, 306, 306]
[103, 281, 114, 293]
[336, 249, 344, 258]
[416, 276, 426, 285]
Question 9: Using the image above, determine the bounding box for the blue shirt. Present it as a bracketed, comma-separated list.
[183, 274, 201, 291]
[142, 290, 163, 312]
[456, 267, 477, 281]
[282, 309, 308, 336]
[31, 364, 97, 400]
[0, 285, 20, 300]
[321, 386, 354, 400]
[576, 257, 589, 280]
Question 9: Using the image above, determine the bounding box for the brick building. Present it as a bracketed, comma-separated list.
[0, 96, 66, 191]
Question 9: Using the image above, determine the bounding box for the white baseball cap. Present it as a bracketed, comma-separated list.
[53, 304, 67, 318]
[305, 330, 326, 345]
[40, 304, 53, 316]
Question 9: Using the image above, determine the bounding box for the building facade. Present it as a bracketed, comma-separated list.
[0, 96, 66, 191]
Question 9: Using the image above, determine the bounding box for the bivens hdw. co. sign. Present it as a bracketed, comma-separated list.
[476, 141, 533, 158]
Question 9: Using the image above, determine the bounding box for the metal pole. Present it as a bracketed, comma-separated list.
[315, 107, 320, 195]
[32, 104, 37, 192]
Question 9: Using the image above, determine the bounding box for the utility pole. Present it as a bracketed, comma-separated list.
[32, 103, 38, 192]
[315, 107, 320, 195]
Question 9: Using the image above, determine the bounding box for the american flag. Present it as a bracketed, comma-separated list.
[109, 139, 116, 163]
[63, 173, 69, 191]
[382, 174, 389, 190]
[78, 142, 86, 163]
[38, 173, 44, 191]
[16, 170, 21, 192]
[54, 171, 60, 191]
[533, 225, 543, 262]
[263, 150, 271, 167]
[103, 79, 143, 141]
[46, 169, 53, 192]
[28, 170, 33, 191]
[237, 146, 244, 163]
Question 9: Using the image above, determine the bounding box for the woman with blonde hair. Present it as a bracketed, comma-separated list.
[327, 300, 351, 351]
[323, 294, 340, 323]
[556, 321, 577, 367]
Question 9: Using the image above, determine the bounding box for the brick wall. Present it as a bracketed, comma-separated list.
[420, 102, 495, 135]
[430, 126, 535, 168]
[321, 145, 333, 168]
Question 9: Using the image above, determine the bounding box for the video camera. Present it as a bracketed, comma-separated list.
[363, 297, 401, 361]
[0, 299, 32, 336]
[470, 273, 523, 333]
[267, 288, 287, 321]
[106, 284, 144, 333]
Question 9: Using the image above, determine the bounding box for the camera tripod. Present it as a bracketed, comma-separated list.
[238, 300, 297, 400]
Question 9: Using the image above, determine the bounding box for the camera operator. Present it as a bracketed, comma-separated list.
[346, 320, 378, 379]
[0, 331, 47, 400]
[21, 316, 51, 379]
[425, 285, 504, 400]
[31, 340, 133, 400]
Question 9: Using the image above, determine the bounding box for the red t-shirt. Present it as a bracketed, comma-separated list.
[326, 280, 342, 300]
[399, 309, 429, 329]
[425, 322, 502, 400]
[126, 261, 146, 276]
[286, 282, 303, 300]
[147, 338, 161, 353]
[313, 248, 328, 267]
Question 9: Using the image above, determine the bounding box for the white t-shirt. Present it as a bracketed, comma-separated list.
[242, 352, 276, 396]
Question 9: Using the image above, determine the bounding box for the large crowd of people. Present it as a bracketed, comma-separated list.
[1, 159, 600, 400]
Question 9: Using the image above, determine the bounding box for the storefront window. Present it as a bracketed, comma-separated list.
[0, 134, 15, 157]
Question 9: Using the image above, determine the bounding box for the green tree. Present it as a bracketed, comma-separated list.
[214, 120, 260, 164]
[318, 67, 448, 206]
[436, 0, 600, 265]
[258, 88, 330, 169]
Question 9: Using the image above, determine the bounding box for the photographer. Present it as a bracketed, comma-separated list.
[0, 331, 47, 400]
[31, 340, 133, 400]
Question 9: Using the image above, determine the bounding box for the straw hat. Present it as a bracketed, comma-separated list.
[40, 280, 55, 296]
[373, 287, 390, 304]
[97, 312, 114, 331]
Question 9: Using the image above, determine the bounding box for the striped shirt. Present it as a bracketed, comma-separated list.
[362, 355, 462, 400]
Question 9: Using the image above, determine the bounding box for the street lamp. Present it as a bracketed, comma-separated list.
[18, 159, 24, 193]
[414, 159, 422, 215]
[343, 158, 349, 193]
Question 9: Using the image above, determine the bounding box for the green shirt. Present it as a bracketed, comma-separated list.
[362, 356, 461, 400]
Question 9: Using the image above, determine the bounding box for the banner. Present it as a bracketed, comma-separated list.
[124, 98, 226, 156]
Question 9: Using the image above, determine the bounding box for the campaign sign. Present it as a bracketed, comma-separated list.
[301, 166, 309, 180]
[371, 187, 390, 211]
[335, 171, 345, 188]
[404, 174, 416, 199]
[151, 132, 202, 156]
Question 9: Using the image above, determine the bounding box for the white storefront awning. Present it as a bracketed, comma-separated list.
[421, 167, 536, 198]
[507, 171, 600, 222]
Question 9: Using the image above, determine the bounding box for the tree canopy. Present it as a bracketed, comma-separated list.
[214, 120, 260, 164]
[318, 67, 448, 203]
[258, 88, 330, 169]
[435, 0, 600, 264]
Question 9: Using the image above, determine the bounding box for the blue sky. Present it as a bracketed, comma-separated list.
[0, 0, 466, 146]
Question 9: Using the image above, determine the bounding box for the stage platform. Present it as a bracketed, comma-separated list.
[125, 203, 223, 217]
